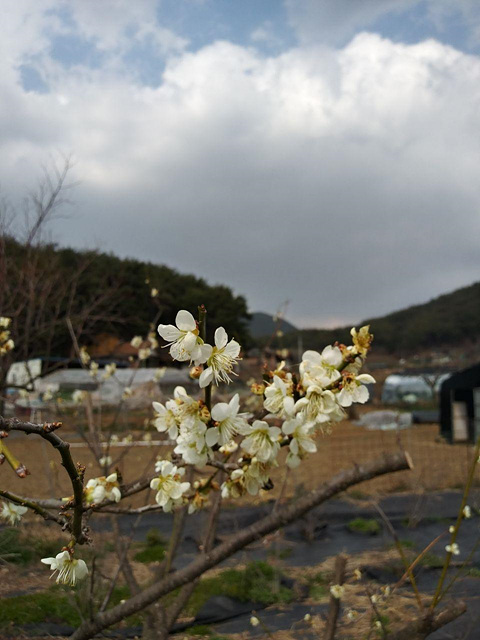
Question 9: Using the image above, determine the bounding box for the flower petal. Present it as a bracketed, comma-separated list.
[224, 340, 240, 357]
[176, 310, 196, 332]
[199, 367, 213, 388]
[211, 401, 231, 422]
[214, 327, 228, 349]
[74, 559, 89, 580]
[158, 324, 181, 342]
[205, 428, 219, 446]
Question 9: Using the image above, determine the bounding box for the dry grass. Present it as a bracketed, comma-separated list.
[1, 415, 476, 504]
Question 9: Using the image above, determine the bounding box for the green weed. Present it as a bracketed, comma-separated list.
[347, 518, 381, 535]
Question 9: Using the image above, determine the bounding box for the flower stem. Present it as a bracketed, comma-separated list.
[430, 437, 480, 609]
[198, 305, 212, 412]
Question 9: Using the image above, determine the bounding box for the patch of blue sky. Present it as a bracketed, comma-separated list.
[156, 0, 296, 54]
[18, 64, 49, 94]
[369, 1, 480, 54]
[48, 32, 106, 70]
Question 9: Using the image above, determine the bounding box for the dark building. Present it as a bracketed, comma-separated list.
[440, 364, 480, 443]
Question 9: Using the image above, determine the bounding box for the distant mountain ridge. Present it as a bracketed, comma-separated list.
[270, 281, 480, 354]
[249, 312, 297, 338]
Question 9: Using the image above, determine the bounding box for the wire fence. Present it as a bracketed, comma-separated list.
[287, 421, 477, 496]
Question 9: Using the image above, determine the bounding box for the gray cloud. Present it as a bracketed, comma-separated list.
[1, 7, 480, 328]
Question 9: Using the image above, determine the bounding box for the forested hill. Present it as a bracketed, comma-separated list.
[276, 281, 480, 354]
[3, 237, 250, 358]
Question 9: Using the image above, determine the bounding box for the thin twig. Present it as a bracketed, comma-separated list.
[324, 554, 347, 640]
[373, 502, 423, 610]
[431, 438, 480, 609]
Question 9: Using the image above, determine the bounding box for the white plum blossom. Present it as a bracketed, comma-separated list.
[0, 323, 14, 355]
[244, 459, 275, 495]
[158, 310, 209, 364]
[147, 332, 159, 349]
[41, 550, 88, 586]
[206, 394, 249, 447]
[103, 363, 117, 379]
[72, 389, 86, 404]
[174, 423, 209, 465]
[99, 455, 112, 467]
[240, 420, 281, 463]
[337, 373, 376, 407]
[263, 375, 294, 417]
[282, 416, 317, 468]
[122, 387, 133, 400]
[89, 362, 99, 378]
[221, 459, 273, 498]
[85, 473, 121, 504]
[150, 461, 191, 512]
[79, 346, 90, 365]
[300, 346, 343, 388]
[1, 501, 28, 525]
[130, 335, 143, 349]
[350, 326, 373, 357]
[199, 327, 240, 388]
[445, 543, 460, 555]
[463, 505, 472, 519]
[295, 386, 341, 429]
[330, 584, 345, 599]
[138, 347, 151, 360]
[152, 400, 179, 440]
[42, 385, 56, 402]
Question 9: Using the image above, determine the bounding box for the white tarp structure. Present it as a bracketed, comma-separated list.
[14, 366, 191, 405]
[381, 373, 451, 404]
[6, 359, 42, 387]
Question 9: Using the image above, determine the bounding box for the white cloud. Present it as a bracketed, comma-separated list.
[1, 5, 480, 327]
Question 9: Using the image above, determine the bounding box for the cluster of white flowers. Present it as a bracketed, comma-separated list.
[85, 473, 121, 504]
[0, 317, 14, 356]
[151, 310, 376, 509]
[150, 461, 191, 511]
[29, 306, 376, 588]
[158, 311, 240, 384]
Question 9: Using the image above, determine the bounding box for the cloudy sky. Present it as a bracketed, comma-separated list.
[2, 1, 480, 328]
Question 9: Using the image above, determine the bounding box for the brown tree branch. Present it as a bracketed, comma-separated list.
[389, 599, 466, 640]
[0, 488, 66, 526]
[70, 450, 413, 640]
[0, 416, 86, 543]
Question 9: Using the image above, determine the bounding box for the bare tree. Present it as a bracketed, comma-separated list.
[0, 158, 120, 410]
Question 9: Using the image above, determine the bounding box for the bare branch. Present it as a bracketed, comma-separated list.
[70, 450, 413, 640]
[0, 416, 86, 543]
[0, 488, 66, 526]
